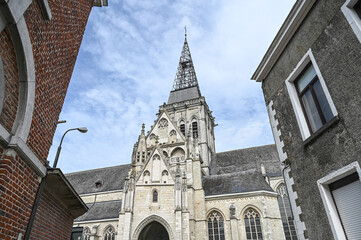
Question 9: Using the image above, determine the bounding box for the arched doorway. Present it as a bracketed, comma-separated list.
[138, 221, 169, 240]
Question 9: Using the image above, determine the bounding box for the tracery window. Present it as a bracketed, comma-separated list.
[207, 211, 225, 240]
[103, 225, 115, 240]
[159, 118, 168, 128]
[153, 154, 160, 161]
[277, 184, 298, 240]
[153, 190, 158, 202]
[169, 129, 177, 136]
[150, 133, 156, 140]
[83, 227, 91, 240]
[244, 208, 263, 240]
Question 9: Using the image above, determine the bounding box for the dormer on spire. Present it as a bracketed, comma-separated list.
[168, 33, 201, 104]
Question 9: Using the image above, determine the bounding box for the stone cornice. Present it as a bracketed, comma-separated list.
[205, 190, 277, 201]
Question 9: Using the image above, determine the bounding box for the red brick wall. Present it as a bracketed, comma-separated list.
[0, 0, 94, 238]
[0, 147, 39, 239]
[29, 189, 74, 240]
[0, 28, 20, 133]
[24, 0, 93, 163]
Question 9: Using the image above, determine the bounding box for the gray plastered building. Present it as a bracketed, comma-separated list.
[252, 0, 361, 239]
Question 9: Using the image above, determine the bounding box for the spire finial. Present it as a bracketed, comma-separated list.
[184, 26, 187, 39]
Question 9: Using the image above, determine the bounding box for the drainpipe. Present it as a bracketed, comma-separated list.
[23, 172, 48, 240]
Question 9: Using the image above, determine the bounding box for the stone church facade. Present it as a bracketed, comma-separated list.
[67, 36, 296, 240]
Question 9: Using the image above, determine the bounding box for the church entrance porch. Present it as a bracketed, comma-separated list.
[138, 221, 169, 240]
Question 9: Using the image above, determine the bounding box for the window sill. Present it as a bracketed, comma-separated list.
[303, 115, 340, 146]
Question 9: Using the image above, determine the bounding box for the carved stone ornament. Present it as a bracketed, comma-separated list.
[229, 204, 236, 219]
[159, 118, 168, 128]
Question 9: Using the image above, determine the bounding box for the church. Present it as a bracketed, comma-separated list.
[66, 35, 296, 240]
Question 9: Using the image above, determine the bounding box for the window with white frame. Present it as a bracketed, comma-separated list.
[317, 162, 361, 240]
[342, 0, 361, 42]
[285, 50, 337, 140]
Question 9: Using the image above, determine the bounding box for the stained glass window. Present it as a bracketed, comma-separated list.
[244, 208, 263, 240]
[207, 211, 225, 240]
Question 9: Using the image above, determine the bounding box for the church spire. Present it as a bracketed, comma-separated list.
[172, 29, 199, 91]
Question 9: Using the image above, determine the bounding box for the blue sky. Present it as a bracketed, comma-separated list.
[48, 0, 295, 173]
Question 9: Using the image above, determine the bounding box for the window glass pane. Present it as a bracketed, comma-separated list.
[296, 65, 316, 92]
[331, 177, 361, 239]
[354, 0, 361, 19]
[244, 208, 263, 240]
[312, 79, 334, 122]
[207, 211, 224, 240]
[301, 90, 323, 132]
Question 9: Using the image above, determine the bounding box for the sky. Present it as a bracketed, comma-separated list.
[48, 0, 295, 173]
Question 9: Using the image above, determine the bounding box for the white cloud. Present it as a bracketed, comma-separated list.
[48, 0, 295, 173]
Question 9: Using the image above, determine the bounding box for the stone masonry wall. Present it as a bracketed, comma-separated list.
[261, 0, 361, 239]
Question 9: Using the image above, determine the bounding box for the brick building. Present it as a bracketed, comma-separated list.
[252, 0, 361, 239]
[0, 0, 107, 239]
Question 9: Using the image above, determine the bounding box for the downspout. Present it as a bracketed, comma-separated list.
[23, 170, 48, 239]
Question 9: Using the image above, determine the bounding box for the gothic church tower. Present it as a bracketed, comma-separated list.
[118, 34, 216, 240]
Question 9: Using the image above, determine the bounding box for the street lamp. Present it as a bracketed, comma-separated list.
[53, 127, 88, 168]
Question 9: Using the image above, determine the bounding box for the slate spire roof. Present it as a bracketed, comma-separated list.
[168, 32, 201, 104]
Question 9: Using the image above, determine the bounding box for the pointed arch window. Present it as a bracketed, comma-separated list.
[244, 208, 263, 240]
[83, 227, 91, 240]
[143, 170, 150, 184]
[179, 121, 185, 136]
[192, 121, 198, 138]
[207, 210, 225, 240]
[103, 225, 115, 240]
[277, 184, 298, 240]
[153, 190, 158, 202]
[162, 170, 169, 183]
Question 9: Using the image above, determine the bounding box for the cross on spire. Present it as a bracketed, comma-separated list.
[172, 31, 198, 91]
